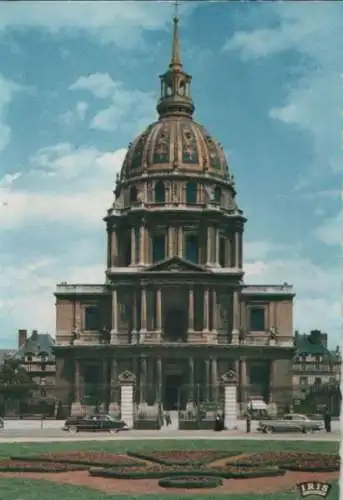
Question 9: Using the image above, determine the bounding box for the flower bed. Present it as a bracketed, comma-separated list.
[282, 462, 340, 473]
[127, 450, 241, 465]
[231, 451, 340, 471]
[0, 460, 88, 473]
[11, 452, 142, 468]
[158, 475, 222, 489]
[89, 464, 284, 480]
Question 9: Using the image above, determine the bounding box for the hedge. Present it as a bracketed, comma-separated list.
[158, 475, 222, 489]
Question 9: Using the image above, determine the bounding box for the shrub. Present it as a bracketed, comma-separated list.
[158, 475, 222, 489]
[0, 460, 88, 472]
[127, 450, 241, 465]
[11, 452, 141, 468]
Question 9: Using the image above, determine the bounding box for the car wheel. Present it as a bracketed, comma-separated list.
[302, 427, 308, 434]
[265, 426, 274, 434]
[68, 425, 78, 433]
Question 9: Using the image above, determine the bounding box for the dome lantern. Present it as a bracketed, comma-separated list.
[156, 16, 195, 119]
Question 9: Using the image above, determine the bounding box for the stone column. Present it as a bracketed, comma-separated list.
[239, 232, 243, 268]
[130, 227, 136, 265]
[139, 225, 145, 265]
[111, 229, 117, 266]
[109, 359, 119, 416]
[205, 359, 210, 402]
[206, 227, 211, 265]
[156, 288, 162, 332]
[212, 289, 217, 331]
[178, 226, 183, 257]
[156, 358, 162, 404]
[144, 224, 149, 264]
[168, 226, 173, 258]
[102, 357, 108, 412]
[240, 359, 248, 403]
[140, 356, 148, 403]
[140, 287, 147, 335]
[203, 288, 210, 332]
[231, 290, 240, 344]
[211, 357, 218, 403]
[131, 290, 138, 343]
[215, 229, 220, 265]
[188, 357, 195, 405]
[188, 287, 194, 332]
[111, 289, 118, 344]
[71, 360, 82, 416]
[234, 231, 240, 268]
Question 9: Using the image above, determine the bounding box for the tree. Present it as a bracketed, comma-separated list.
[0, 358, 36, 413]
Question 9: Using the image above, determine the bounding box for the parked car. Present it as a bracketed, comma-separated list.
[257, 413, 324, 434]
[62, 414, 129, 433]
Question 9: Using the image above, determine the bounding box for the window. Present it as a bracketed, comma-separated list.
[154, 181, 166, 203]
[84, 307, 100, 331]
[219, 237, 226, 267]
[249, 307, 265, 331]
[185, 234, 198, 263]
[129, 186, 138, 203]
[152, 234, 165, 262]
[186, 181, 197, 204]
[214, 186, 221, 204]
[314, 377, 322, 385]
[300, 376, 308, 387]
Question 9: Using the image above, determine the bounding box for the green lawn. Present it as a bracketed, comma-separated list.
[0, 438, 338, 458]
[0, 478, 339, 500]
[0, 440, 339, 499]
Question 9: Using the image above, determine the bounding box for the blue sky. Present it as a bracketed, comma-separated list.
[0, 1, 341, 348]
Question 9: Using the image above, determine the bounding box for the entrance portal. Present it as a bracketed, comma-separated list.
[164, 307, 188, 342]
[163, 374, 185, 410]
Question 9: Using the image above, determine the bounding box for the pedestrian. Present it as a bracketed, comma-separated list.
[324, 408, 331, 433]
[214, 413, 222, 432]
[246, 411, 251, 433]
[165, 412, 171, 426]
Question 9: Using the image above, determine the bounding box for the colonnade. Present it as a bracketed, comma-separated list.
[108, 223, 243, 268]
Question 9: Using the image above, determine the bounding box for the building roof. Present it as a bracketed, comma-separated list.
[13, 332, 55, 361]
[294, 334, 335, 361]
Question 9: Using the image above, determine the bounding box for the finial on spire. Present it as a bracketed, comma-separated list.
[170, 1, 182, 69]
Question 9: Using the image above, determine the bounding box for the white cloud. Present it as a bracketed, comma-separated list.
[0, 143, 127, 229]
[223, 3, 343, 175]
[0, 2, 179, 49]
[58, 101, 88, 126]
[70, 73, 156, 133]
[0, 75, 25, 152]
[314, 213, 341, 246]
[244, 242, 340, 345]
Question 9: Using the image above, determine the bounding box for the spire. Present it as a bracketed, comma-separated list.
[156, 9, 195, 118]
[170, 16, 182, 69]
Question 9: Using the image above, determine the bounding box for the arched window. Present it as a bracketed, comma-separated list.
[85, 307, 100, 331]
[129, 186, 138, 203]
[154, 181, 165, 203]
[214, 186, 221, 204]
[152, 234, 166, 262]
[186, 181, 197, 204]
[185, 234, 198, 263]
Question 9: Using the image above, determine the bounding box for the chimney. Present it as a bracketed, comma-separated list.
[18, 329, 27, 347]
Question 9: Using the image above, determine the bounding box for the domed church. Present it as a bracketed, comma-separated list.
[54, 16, 295, 425]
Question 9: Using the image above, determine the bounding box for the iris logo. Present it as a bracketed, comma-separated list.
[298, 482, 331, 498]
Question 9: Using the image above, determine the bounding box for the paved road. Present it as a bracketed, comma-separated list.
[0, 429, 340, 443]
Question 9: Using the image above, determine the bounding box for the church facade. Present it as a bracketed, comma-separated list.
[54, 16, 295, 422]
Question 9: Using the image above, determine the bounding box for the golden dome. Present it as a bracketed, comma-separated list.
[120, 116, 229, 180]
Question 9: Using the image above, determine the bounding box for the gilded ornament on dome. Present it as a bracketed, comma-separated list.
[181, 123, 198, 164]
[153, 125, 170, 164]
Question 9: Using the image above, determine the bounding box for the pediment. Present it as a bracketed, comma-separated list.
[146, 257, 208, 273]
[221, 369, 237, 384]
[118, 370, 136, 384]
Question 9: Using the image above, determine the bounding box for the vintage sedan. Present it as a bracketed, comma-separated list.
[257, 413, 324, 434]
[62, 414, 129, 433]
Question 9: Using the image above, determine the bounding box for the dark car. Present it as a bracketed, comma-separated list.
[62, 414, 129, 433]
